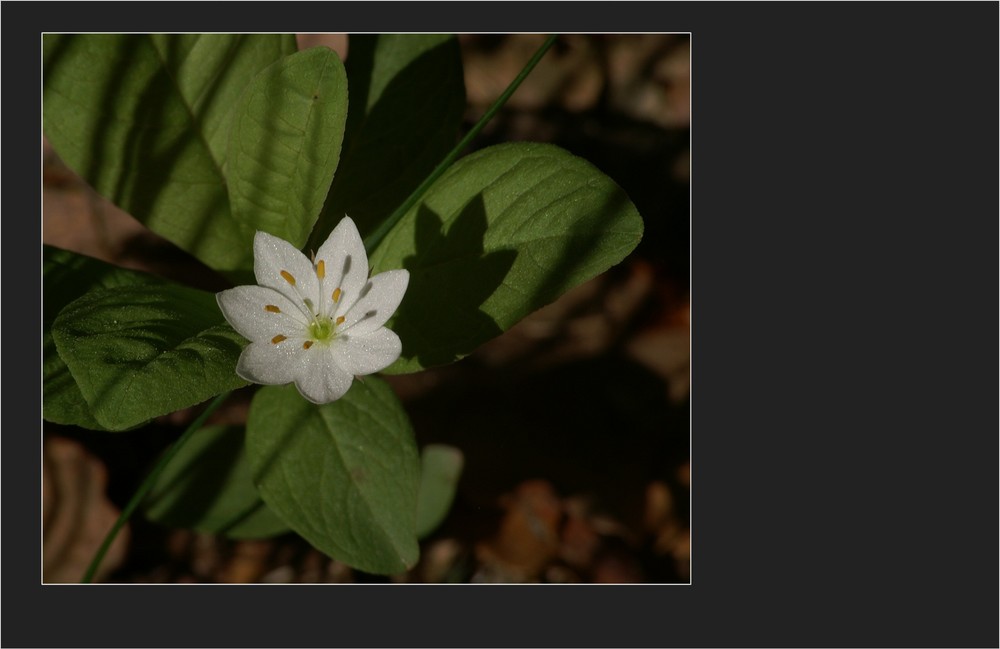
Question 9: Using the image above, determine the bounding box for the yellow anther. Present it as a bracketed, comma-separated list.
[280, 270, 296, 285]
[271, 335, 287, 344]
[335, 316, 346, 325]
[303, 340, 314, 350]
[264, 305, 281, 313]
[332, 287, 342, 303]
[316, 260, 325, 279]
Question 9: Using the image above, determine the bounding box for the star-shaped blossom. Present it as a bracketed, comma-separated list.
[217, 217, 408, 404]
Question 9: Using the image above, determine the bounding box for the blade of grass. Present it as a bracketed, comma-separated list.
[80, 391, 232, 583]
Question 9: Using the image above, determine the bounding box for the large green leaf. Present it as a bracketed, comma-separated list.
[43, 246, 168, 430]
[51, 284, 248, 431]
[43, 34, 297, 273]
[370, 142, 644, 373]
[246, 380, 420, 575]
[415, 444, 464, 539]
[308, 34, 465, 248]
[228, 47, 349, 249]
[144, 424, 289, 539]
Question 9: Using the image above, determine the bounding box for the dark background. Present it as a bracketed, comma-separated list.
[8, 2, 999, 647]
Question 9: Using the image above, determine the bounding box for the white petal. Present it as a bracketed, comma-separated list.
[333, 327, 402, 375]
[315, 217, 370, 317]
[253, 231, 320, 311]
[217, 286, 309, 342]
[236, 339, 310, 385]
[295, 349, 356, 404]
[338, 269, 410, 336]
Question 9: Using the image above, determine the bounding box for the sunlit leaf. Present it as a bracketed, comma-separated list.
[370, 142, 644, 373]
[43, 246, 167, 430]
[144, 424, 289, 539]
[43, 34, 297, 273]
[246, 380, 420, 575]
[228, 47, 348, 249]
[51, 284, 248, 431]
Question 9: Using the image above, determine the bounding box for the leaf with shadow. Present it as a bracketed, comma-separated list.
[42, 34, 297, 274]
[371, 142, 644, 374]
[389, 198, 517, 371]
[308, 34, 465, 248]
[143, 424, 289, 539]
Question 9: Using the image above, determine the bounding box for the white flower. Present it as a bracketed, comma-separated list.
[217, 217, 408, 404]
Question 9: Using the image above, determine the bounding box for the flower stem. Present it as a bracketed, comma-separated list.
[363, 34, 559, 255]
[80, 391, 232, 583]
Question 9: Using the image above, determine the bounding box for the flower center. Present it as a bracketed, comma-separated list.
[309, 316, 335, 341]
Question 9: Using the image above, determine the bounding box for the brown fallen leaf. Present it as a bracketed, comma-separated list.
[218, 539, 273, 584]
[591, 549, 645, 583]
[43, 435, 129, 583]
[559, 497, 602, 570]
[475, 479, 563, 581]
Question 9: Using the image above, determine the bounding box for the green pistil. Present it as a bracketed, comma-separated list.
[309, 317, 335, 341]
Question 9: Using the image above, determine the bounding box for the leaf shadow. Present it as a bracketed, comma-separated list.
[392, 195, 517, 370]
[143, 425, 244, 528]
[115, 36, 236, 262]
[309, 35, 464, 249]
[47, 35, 249, 270]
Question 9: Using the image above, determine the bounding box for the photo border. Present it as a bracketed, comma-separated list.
[9, 2, 997, 647]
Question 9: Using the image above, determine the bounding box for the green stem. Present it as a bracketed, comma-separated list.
[80, 391, 232, 583]
[363, 34, 559, 255]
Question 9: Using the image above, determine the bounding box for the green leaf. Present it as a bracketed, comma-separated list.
[415, 444, 464, 539]
[51, 284, 248, 431]
[43, 34, 297, 273]
[369, 142, 644, 373]
[228, 47, 349, 249]
[43, 246, 168, 430]
[308, 34, 465, 248]
[246, 380, 420, 575]
[144, 424, 289, 538]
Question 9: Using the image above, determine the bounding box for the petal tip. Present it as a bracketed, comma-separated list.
[335, 214, 359, 233]
[253, 230, 275, 245]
